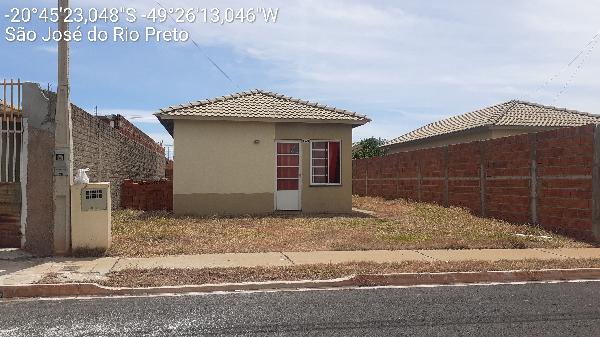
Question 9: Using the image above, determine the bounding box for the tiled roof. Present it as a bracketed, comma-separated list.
[384, 100, 600, 146]
[155, 89, 370, 124]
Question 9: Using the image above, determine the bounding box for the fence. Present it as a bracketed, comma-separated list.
[0, 79, 23, 248]
[1, 79, 23, 183]
[353, 124, 600, 241]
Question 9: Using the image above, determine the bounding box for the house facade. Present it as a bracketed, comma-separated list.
[155, 90, 370, 215]
[383, 100, 600, 153]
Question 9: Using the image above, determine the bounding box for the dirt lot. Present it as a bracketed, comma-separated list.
[108, 196, 591, 257]
[101, 259, 600, 287]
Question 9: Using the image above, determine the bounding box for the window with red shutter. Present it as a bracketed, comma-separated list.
[310, 141, 341, 185]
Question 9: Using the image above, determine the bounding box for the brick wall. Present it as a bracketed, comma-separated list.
[71, 105, 166, 209]
[0, 183, 20, 247]
[97, 115, 165, 154]
[165, 160, 174, 180]
[353, 124, 600, 241]
[121, 179, 173, 211]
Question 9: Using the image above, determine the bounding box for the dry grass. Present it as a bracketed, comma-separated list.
[71, 248, 107, 258]
[102, 259, 600, 287]
[108, 196, 591, 257]
[37, 272, 60, 285]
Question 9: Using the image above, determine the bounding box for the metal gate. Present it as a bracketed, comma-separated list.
[0, 79, 23, 248]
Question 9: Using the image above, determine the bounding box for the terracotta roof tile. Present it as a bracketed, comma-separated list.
[385, 100, 600, 146]
[155, 89, 370, 124]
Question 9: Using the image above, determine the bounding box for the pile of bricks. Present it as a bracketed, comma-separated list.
[353, 124, 599, 241]
[120, 179, 173, 211]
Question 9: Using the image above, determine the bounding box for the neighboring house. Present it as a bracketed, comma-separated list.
[155, 89, 370, 215]
[383, 100, 600, 153]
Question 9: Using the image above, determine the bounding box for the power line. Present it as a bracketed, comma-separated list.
[523, 30, 600, 102]
[552, 34, 599, 104]
[154, 1, 242, 91]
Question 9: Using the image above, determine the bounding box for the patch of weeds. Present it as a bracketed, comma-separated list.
[348, 219, 370, 227]
[506, 238, 528, 249]
[72, 248, 107, 258]
[491, 233, 531, 249]
[36, 272, 60, 284]
[443, 243, 469, 250]
[101, 258, 600, 287]
[385, 233, 430, 243]
[330, 242, 372, 251]
[109, 196, 591, 257]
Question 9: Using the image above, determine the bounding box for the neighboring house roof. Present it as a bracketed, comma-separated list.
[384, 100, 600, 147]
[155, 89, 370, 135]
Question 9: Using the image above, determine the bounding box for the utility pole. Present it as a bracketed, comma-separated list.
[53, 0, 73, 255]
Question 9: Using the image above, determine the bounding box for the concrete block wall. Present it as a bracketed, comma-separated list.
[97, 114, 165, 155]
[353, 124, 600, 241]
[71, 105, 166, 209]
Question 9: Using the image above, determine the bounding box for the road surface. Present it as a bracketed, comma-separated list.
[1, 281, 600, 336]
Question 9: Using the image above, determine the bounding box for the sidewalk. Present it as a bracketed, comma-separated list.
[2, 248, 600, 286]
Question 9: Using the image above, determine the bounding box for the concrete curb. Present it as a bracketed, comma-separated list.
[2, 268, 600, 299]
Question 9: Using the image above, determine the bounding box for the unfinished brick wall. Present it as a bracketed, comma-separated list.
[165, 160, 174, 180]
[71, 105, 166, 209]
[97, 115, 165, 154]
[121, 179, 173, 211]
[353, 124, 600, 241]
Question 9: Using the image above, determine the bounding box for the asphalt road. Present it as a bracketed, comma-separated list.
[1, 282, 600, 336]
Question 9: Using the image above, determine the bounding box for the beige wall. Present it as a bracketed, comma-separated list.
[490, 127, 556, 139]
[173, 120, 276, 215]
[386, 126, 560, 154]
[70, 183, 112, 251]
[386, 129, 493, 153]
[275, 123, 353, 213]
[173, 120, 354, 215]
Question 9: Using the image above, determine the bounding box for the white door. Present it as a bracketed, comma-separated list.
[276, 141, 301, 211]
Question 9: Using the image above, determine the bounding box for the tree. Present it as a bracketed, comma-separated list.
[352, 137, 388, 159]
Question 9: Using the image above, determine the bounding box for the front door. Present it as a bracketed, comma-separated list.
[276, 141, 301, 211]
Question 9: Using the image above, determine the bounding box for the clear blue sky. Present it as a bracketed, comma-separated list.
[1, 0, 599, 150]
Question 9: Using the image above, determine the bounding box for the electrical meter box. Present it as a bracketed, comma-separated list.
[71, 182, 112, 251]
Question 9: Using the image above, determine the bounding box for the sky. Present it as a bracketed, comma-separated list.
[1, 0, 600, 156]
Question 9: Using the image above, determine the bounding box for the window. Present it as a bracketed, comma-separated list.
[85, 189, 103, 200]
[311, 141, 341, 185]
